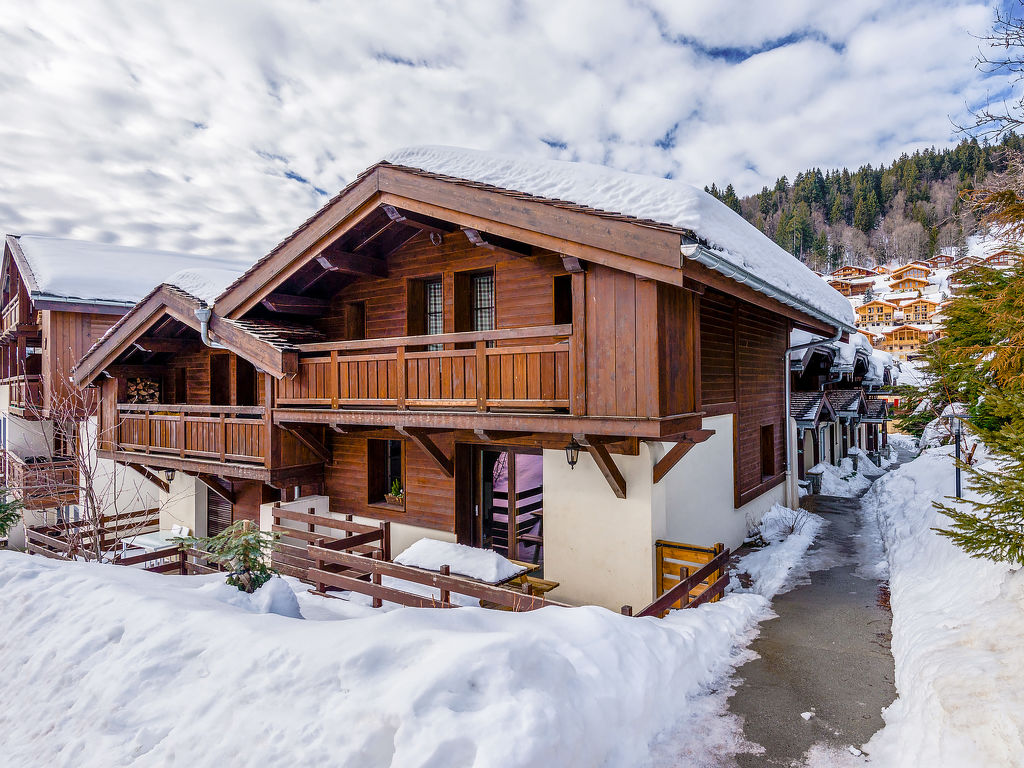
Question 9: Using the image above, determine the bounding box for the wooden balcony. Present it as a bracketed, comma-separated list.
[277, 324, 572, 412]
[4, 452, 78, 510]
[114, 404, 268, 466]
[4, 374, 42, 416]
[0, 295, 37, 338]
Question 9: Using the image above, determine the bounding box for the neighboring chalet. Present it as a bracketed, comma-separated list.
[880, 324, 938, 361]
[74, 147, 855, 609]
[854, 299, 897, 329]
[888, 275, 930, 294]
[0, 235, 239, 543]
[830, 265, 877, 280]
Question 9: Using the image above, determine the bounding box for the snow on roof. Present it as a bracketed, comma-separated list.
[385, 146, 855, 329]
[866, 348, 894, 384]
[9, 235, 242, 307]
[163, 267, 245, 306]
[836, 332, 873, 366]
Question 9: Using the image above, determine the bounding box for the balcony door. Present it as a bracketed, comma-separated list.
[467, 446, 544, 566]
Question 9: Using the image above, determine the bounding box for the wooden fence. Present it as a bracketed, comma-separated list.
[307, 541, 562, 611]
[270, 504, 390, 580]
[25, 507, 161, 559]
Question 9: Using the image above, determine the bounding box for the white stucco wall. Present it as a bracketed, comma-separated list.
[6, 413, 52, 459]
[160, 475, 206, 537]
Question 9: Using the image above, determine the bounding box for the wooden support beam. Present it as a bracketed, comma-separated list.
[279, 423, 331, 463]
[651, 429, 716, 485]
[561, 255, 586, 273]
[260, 292, 329, 316]
[132, 338, 197, 354]
[462, 228, 494, 249]
[580, 434, 626, 499]
[386, 207, 454, 235]
[397, 426, 454, 478]
[198, 474, 236, 505]
[472, 428, 532, 442]
[123, 463, 170, 494]
[315, 250, 387, 278]
[329, 424, 383, 434]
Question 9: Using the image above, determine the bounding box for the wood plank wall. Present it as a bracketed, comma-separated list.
[698, 288, 788, 507]
[42, 310, 121, 409]
[317, 231, 566, 341]
[326, 433, 455, 532]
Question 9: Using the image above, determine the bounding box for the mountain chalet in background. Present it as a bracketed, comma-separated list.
[58, 147, 862, 610]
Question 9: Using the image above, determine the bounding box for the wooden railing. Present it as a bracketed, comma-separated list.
[5, 452, 77, 509]
[24, 507, 160, 557]
[270, 505, 390, 580]
[277, 324, 572, 411]
[307, 541, 564, 611]
[4, 375, 42, 411]
[0, 296, 30, 334]
[115, 404, 267, 465]
[626, 545, 731, 618]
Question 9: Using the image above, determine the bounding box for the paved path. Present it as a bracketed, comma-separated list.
[726, 480, 897, 766]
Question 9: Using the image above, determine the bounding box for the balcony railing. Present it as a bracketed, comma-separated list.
[4, 375, 43, 412]
[277, 324, 572, 411]
[4, 452, 78, 510]
[114, 404, 267, 465]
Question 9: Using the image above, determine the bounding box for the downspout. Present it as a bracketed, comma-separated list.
[194, 307, 228, 350]
[785, 326, 843, 505]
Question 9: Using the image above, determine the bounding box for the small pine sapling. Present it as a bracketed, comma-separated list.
[186, 520, 280, 593]
[0, 492, 24, 540]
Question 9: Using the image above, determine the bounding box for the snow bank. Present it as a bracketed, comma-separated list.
[13, 235, 243, 305]
[0, 552, 768, 768]
[886, 433, 919, 453]
[734, 504, 825, 599]
[393, 538, 526, 584]
[859, 446, 1024, 767]
[808, 458, 873, 497]
[385, 146, 854, 327]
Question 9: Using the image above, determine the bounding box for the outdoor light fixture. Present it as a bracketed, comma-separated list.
[946, 410, 963, 498]
[565, 437, 582, 469]
[163, 469, 176, 483]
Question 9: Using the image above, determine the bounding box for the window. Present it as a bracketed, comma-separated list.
[760, 424, 775, 479]
[425, 278, 443, 351]
[346, 301, 366, 340]
[368, 439, 404, 506]
[471, 272, 495, 332]
[553, 274, 572, 325]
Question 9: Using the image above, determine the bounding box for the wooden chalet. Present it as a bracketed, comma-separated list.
[827, 278, 854, 297]
[880, 324, 936, 361]
[74, 148, 855, 609]
[889, 263, 931, 282]
[888, 275, 930, 294]
[900, 297, 940, 324]
[0, 235, 238, 534]
[984, 249, 1019, 267]
[854, 299, 897, 328]
[830, 266, 877, 280]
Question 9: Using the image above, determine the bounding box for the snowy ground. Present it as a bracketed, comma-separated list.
[0, 528, 823, 768]
[808, 456, 876, 497]
[856, 444, 1024, 767]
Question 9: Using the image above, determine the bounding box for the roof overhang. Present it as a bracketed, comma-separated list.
[73, 285, 298, 387]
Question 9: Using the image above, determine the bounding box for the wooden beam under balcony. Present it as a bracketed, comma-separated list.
[278, 423, 331, 463]
[651, 429, 716, 485]
[124, 462, 171, 493]
[132, 338, 198, 354]
[315, 250, 388, 278]
[260, 293, 329, 316]
[198, 474, 236, 504]
[578, 435, 626, 499]
[396, 427, 454, 477]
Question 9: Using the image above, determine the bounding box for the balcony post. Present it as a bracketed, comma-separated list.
[329, 351, 339, 409]
[396, 347, 406, 409]
[570, 270, 587, 416]
[178, 411, 186, 458]
[144, 410, 151, 454]
[219, 412, 227, 462]
[475, 341, 487, 412]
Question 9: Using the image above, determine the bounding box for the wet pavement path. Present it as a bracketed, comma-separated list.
[726, 484, 897, 766]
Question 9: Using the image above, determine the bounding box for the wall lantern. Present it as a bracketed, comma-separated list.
[163, 469, 176, 483]
[565, 437, 582, 469]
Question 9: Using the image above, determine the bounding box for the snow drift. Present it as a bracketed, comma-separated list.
[859, 445, 1024, 767]
[0, 552, 767, 768]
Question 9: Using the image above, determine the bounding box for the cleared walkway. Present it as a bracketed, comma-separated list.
[727, 486, 896, 766]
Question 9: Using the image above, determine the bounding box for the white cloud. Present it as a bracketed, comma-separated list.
[0, 0, 1006, 264]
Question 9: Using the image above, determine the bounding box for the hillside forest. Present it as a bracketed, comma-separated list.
[706, 134, 1024, 272]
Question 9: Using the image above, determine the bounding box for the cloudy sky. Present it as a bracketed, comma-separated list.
[0, 0, 1012, 265]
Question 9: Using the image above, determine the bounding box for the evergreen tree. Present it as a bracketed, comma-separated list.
[183, 520, 281, 593]
[0, 492, 23, 540]
[721, 183, 742, 213]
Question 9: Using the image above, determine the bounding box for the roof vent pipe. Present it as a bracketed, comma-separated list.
[194, 307, 228, 349]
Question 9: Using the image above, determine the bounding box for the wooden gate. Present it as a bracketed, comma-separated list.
[654, 540, 726, 610]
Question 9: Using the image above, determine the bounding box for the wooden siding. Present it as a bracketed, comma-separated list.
[734, 301, 788, 505]
[699, 289, 737, 406]
[42, 310, 120, 410]
[326, 433, 455, 532]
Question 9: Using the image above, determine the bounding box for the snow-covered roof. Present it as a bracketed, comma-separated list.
[6, 235, 242, 308]
[163, 268, 245, 306]
[384, 146, 856, 330]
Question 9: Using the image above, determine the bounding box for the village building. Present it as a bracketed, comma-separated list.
[0, 235, 239, 546]
[879, 324, 938, 361]
[827, 278, 853, 296]
[854, 299, 897, 328]
[899, 296, 940, 324]
[830, 265, 877, 280]
[72, 147, 856, 610]
[889, 262, 931, 282]
[887, 275, 930, 294]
